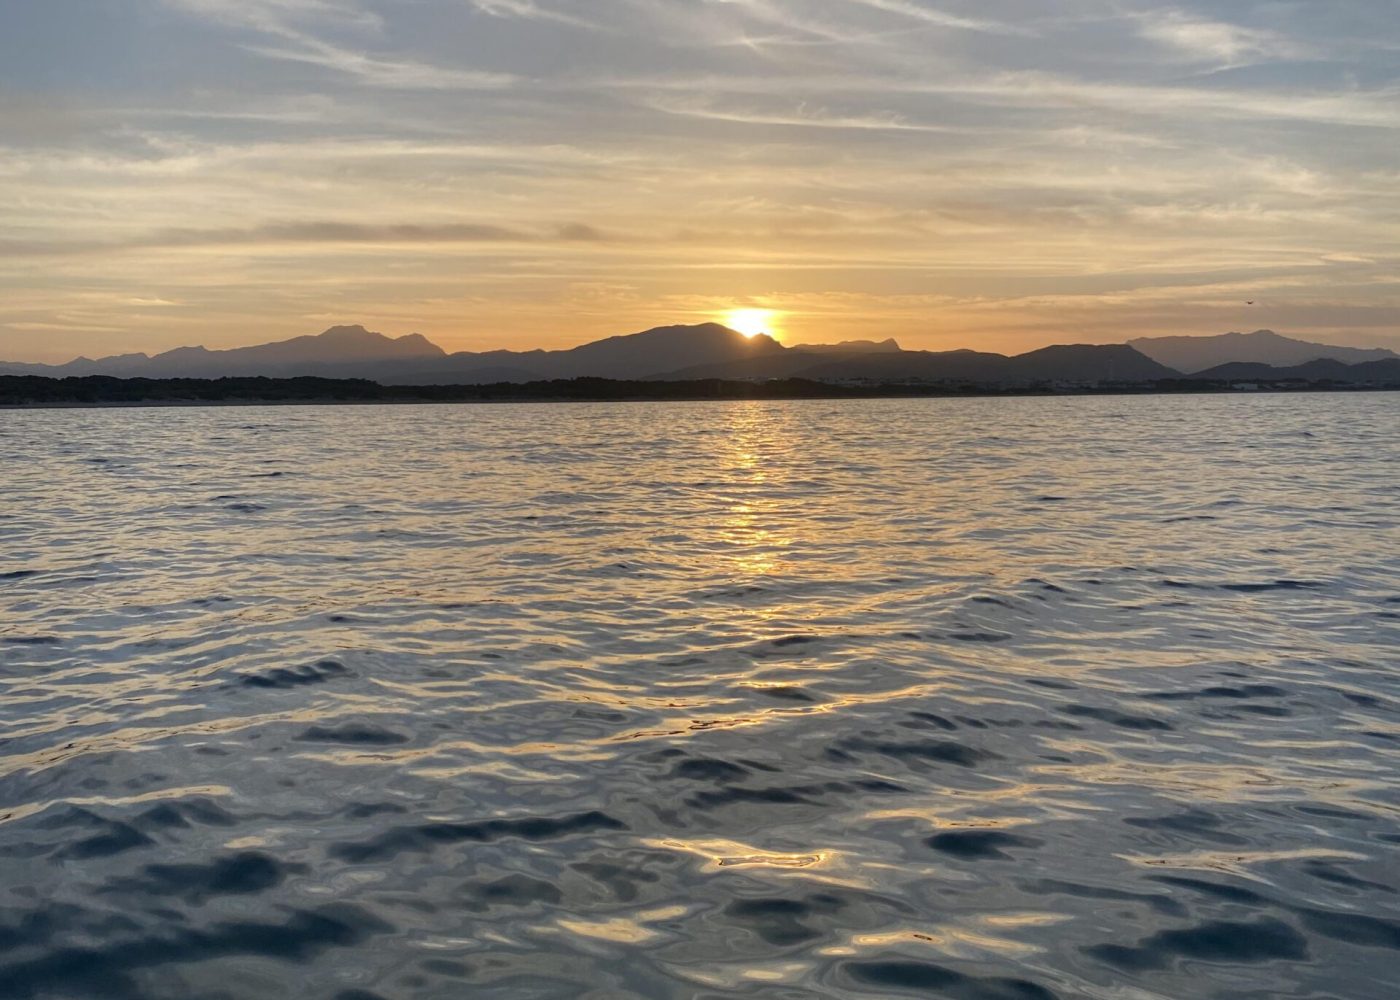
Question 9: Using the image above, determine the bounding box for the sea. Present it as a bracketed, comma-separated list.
[1, 392, 1398, 999]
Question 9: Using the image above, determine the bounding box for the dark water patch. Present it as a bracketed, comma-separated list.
[570, 858, 663, 902]
[50, 810, 156, 861]
[669, 757, 750, 782]
[843, 959, 1060, 999]
[296, 723, 410, 746]
[1085, 918, 1309, 971]
[750, 685, 816, 703]
[345, 802, 409, 819]
[927, 830, 1040, 860]
[0, 569, 39, 581]
[225, 502, 267, 513]
[133, 799, 237, 830]
[948, 631, 1012, 643]
[906, 711, 958, 731]
[1149, 875, 1268, 905]
[1294, 803, 1371, 821]
[330, 810, 627, 863]
[1213, 703, 1293, 718]
[103, 852, 303, 903]
[687, 777, 904, 811]
[1123, 808, 1247, 845]
[188, 594, 234, 607]
[239, 659, 349, 689]
[1021, 878, 1186, 917]
[770, 634, 819, 648]
[1060, 705, 1172, 731]
[724, 894, 845, 947]
[686, 784, 819, 810]
[1221, 580, 1326, 593]
[1144, 684, 1287, 701]
[971, 595, 1015, 607]
[2, 635, 61, 645]
[1298, 860, 1394, 893]
[1295, 908, 1400, 949]
[0, 904, 389, 999]
[1339, 690, 1398, 714]
[463, 874, 562, 911]
[838, 737, 991, 767]
[1025, 678, 1076, 691]
[420, 958, 473, 977]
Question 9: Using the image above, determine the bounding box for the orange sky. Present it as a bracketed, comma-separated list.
[2, 1, 1397, 362]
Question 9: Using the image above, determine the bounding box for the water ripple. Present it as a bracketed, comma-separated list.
[2, 394, 1398, 998]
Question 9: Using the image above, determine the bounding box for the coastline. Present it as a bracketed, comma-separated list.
[2, 379, 1396, 411]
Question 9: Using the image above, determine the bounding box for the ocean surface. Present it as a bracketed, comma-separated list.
[2, 393, 1398, 1000]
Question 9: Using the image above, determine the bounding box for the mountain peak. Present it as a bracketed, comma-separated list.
[310, 326, 447, 357]
[319, 324, 373, 338]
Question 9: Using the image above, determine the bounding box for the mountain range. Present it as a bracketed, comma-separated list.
[2, 324, 1394, 387]
[1130, 329, 1396, 373]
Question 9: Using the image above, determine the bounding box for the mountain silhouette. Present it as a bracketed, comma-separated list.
[7, 321, 1393, 388]
[0, 325, 443, 379]
[661, 343, 1175, 384]
[1191, 357, 1400, 383]
[1130, 330, 1396, 373]
[787, 338, 903, 355]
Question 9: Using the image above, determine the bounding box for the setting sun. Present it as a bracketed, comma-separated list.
[724, 309, 779, 339]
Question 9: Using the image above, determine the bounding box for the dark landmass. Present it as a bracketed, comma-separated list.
[1130, 329, 1397, 373]
[4, 367, 1397, 409]
[6, 322, 1396, 389]
[1192, 357, 1400, 382]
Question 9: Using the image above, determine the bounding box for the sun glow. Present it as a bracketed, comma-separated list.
[724, 309, 779, 339]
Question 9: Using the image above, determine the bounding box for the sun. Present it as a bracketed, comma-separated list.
[724, 308, 778, 339]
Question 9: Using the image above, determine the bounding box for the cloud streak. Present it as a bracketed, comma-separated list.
[0, 0, 1396, 361]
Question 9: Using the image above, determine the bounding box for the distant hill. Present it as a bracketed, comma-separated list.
[0, 325, 444, 379]
[660, 343, 1176, 384]
[375, 323, 787, 384]
[0, 323, 792, 385]
[1131, 330, 1396, 374]
[1, 324, 1186, 387]
[1192, 357, 1400, 383]
[787, 338, 902, 355]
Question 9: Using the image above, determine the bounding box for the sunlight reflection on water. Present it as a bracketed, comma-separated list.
[1, 393, 1398, 999]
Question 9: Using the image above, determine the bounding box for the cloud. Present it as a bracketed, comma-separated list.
[245, 36, 518, 89]
[643, 94, 956, 131]
[471, 0, 601, 30]
[835, 0, 1025, 35]
[0, 220, 621, 257]
[1, 0, 1396, 360]
[165, 0, 517, 89]
[1136, 9, 1296, 65]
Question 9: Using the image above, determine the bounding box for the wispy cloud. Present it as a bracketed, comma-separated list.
[166, 0, 516, 89]
[835, 0, 1026, 36]
[1136, 9, 1299, 66]
[0, 0, 1395, 359]
[471, 0, 601, 30]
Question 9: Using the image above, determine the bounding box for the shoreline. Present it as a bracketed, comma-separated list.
[2, 383, 1396, 411]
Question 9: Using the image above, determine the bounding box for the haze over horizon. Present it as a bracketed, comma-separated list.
[3, 1, 1398, 363]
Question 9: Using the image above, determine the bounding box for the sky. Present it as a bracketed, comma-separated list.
[1, 0, 1397, 362]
